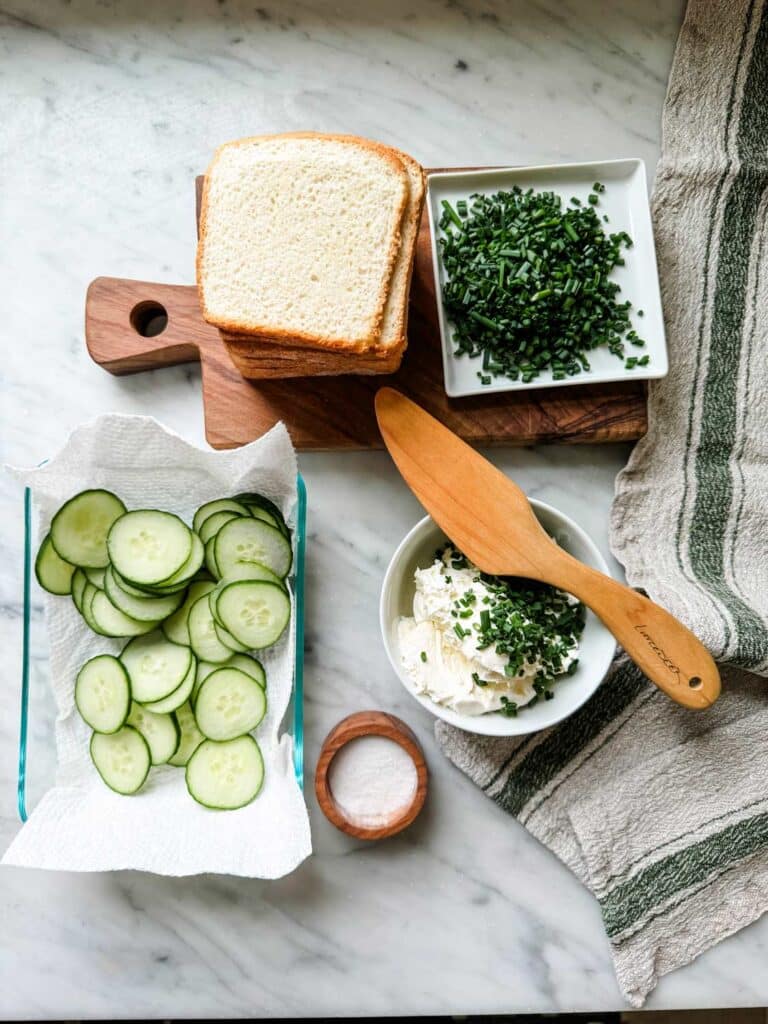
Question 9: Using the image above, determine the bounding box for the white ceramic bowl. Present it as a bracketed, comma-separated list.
[380, 500, 616, 736]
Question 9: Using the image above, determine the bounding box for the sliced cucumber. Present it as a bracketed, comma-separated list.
[89, 589, 158, 638]
[249, 507, 286, 534]
[143, 656, 196, 713]
[188, 594, 233, 663]
[193, 499, 250, 535]
[192, 654, 265, 704]
[215, 580, 290, 650]
[50, 489, 127, 569]
[75, 655, 130, 734]
[90, 725, 151, 795]
[126, 702, 180, 764]
[224, 653, 266, 688]
[35, 533, 76, 595]
[204, 537, 220, 579]
[213, 619, 248, 653]
[198, 510, 241, 545]
[233, 492, 287, 528]
[79, 582, 100, 628]
[169, 702, 205, 767]
[104, 565, 185, 623]
[109, 570, 159, 599]
[121, 632, 193, 704]
[162, 580, 216, 645]
[212, 557, 284, 589]
[152, 532, 204, 589]
[107, 510, 192, 586]
[186, 735, 264, 809]
[194, 667, 267, 740]
[71, 568, 87, 612]
[84, 567, 106, 588]
[214, 518, 293, 580]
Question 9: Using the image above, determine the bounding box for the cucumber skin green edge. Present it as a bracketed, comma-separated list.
[214, 518, 293, 579]
[89, 726, 151, 795]
[75, 655, 131, 734]
[194, 666, 268, 738]
[128, 707, 181, 764]
[185, 736, 265, 811]
[49, 489, 127, 568]
[216, 579, 291, 649]
[34, 535, 75, 595]
[120, 635, 194, 704]
[107, 509, 193, 587]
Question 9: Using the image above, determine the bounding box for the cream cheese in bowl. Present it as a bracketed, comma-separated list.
[380, 502, 616, 737]
[397, 547, 581, 717]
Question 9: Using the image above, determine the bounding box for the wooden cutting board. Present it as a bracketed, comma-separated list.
[84, 172, 647, 450]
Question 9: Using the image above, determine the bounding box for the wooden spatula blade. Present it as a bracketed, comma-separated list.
[375, 387, 548, 577]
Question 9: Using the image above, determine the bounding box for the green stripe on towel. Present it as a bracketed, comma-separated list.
[684, 0, 768, 666]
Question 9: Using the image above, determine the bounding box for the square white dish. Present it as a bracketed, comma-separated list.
[426, 158, 668, 398]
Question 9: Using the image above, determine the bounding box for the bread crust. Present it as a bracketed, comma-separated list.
[220, 330, 404, 379]
[197, 132, 410, 352]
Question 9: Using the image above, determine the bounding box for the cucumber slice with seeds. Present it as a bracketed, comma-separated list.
[186, 736, 264, 809]
[198, 510, 241, 545]
[126, 702, 180, 764]
[188, 594, 233, 663]
[143, 657, 196, 713]
[108, 510, 192, 586]
[194, 667, 267, 740]
[104, 565, 185, 623]
[35, 533, 75, 595]
[193, 499, 250, 535]
[214, 518, 292, 580]
[89, 589, 159, 638]
[75, 655, 130, 733]
[215, 580, 290, 650]
[169, 702, 205, 767]
[121, 632, 193, 704]
[162, 580, 216, 645]
[90, 725, 151, 795]
[50, 489, 126, 568]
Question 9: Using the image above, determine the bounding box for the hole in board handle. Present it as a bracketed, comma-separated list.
[689, 676, 703, 689]
[130, 300, 168, 338]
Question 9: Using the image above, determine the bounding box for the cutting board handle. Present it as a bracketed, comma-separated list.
[85, 276, 219, 375]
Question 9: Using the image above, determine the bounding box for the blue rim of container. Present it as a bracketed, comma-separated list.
[17, 474, 307, 822]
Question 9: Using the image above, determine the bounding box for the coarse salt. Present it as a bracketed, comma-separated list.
[327, 735, 418, 829]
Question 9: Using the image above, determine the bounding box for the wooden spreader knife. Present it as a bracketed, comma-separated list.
[375, 387, 720, 710]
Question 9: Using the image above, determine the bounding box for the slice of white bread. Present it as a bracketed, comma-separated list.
[197, 133, 409, 352]
[220, 141, 426, 377]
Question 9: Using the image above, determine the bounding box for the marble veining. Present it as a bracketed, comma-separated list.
[5, 0, 767, 1017]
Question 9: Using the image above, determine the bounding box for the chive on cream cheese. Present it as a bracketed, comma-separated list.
[397, 547, 585, 716]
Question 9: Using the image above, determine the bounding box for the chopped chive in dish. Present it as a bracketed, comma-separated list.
[438, 185, 647, 384]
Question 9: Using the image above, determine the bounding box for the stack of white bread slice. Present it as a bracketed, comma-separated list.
[196, 133, 426, 379]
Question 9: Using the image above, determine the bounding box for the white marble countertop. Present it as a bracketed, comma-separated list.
[3, 0, 768, 1017]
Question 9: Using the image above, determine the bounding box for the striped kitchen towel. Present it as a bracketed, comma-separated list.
[436, 0, 768, 1006]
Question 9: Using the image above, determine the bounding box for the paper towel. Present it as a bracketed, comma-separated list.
[2, 415, 312, 878]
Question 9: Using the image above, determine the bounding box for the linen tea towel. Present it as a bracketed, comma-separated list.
[437, 0, 768, 1006]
